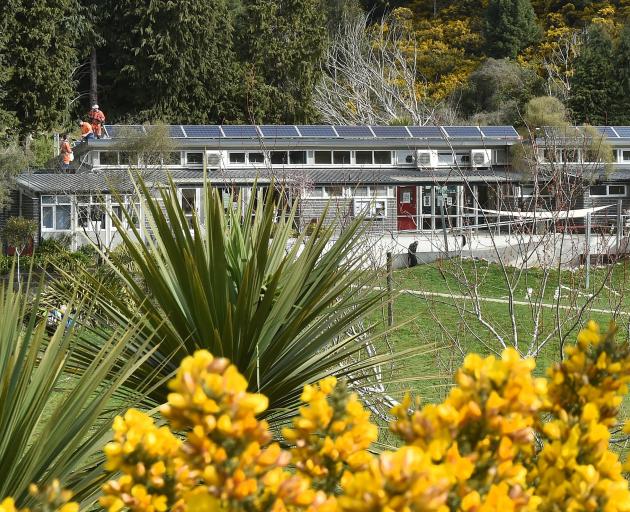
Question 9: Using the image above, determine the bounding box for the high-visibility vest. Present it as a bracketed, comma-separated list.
[80, 122, 93, 136]
[60, 141, 72, 164]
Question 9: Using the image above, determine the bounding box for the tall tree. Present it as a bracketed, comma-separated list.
[99, 0, 240, 123]
[612, 21, 630, 125]
[1, 0, 82, 135]
[239, 0, 327, 123]
[484, 0, 540, 59]
[568, 23, 616, 125]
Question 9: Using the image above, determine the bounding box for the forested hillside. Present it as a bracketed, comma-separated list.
[0, 0, 629, 140]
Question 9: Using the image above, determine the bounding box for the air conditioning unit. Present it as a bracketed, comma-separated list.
[470, 149, 492, 168]
[416, 150, 437, 168]
[205, 151, 224, 169]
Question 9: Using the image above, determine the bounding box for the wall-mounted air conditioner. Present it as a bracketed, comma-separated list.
[470, 149, 492, 168]
[205, 151, 224, 169]
[416, 150, 437, 168]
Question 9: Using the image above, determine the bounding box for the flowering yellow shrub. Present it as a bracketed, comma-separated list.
[5, 321, 630, 511]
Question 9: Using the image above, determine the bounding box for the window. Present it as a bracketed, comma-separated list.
[41, 195, 71, 231]
[186, 152, 203, 165]
[229, 152, 246, 164]
[589, 184, 626, 197]
[119, 152, 138, 166]
[623, 151, 630, 162]
[333, 151, 351, 164]
[164, 152, 181, 165]
[99, 151, 118, 165]
[326, 186, 343, 197]
[495, 149, 508, 164]
[270, 151, 288, 164]
[374, 151, 392, 164]
[353, 198, 386, 218]
[437, 152, 454, 165]
[289, 151, 306, 164]
[314, 151, 332, 164]
[181, 188, 197, 215]
[76, 196, 106, 230]
[249, 152, 265, 163]
[356, 151, 373, 165]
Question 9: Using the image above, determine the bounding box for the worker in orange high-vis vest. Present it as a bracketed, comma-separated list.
[79, 119, 94, 141]
[60, 133, 73, 170]
[88, 104, 106, 138]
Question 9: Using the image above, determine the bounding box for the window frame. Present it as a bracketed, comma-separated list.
[41, 195, 72, 231]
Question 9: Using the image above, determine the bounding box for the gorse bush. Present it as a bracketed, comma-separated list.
[6, 321, 630, 511]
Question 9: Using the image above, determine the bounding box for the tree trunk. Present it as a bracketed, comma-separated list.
[90, 47, 98, 106]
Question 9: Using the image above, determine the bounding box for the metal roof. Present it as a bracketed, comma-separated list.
[17, 166, 517, 193]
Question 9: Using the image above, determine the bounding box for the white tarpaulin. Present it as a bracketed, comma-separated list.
[463, 204, 613, 219]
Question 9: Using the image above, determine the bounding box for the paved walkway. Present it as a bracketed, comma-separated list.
[383, 287, 626, 316]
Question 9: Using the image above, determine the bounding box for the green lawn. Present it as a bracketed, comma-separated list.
[372, 258, 630, 404]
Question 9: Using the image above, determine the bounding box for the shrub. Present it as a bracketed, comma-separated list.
[7, 321, 630, 511]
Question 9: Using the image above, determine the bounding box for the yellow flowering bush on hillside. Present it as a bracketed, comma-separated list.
[5, 321, 630, 511]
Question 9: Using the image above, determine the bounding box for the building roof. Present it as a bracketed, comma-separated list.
[16, 166, 519, 194]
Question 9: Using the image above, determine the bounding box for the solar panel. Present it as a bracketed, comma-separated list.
[145, 125, 185, 137]
[221, 125, 259, 137]
[259, 125, 299, 137]
[334, 125, 374, 137]
[370, 126, 410, 137]
[407, 126, 443, 138]
[595, 126, 619, 138]
[480, 126, 519, 138]
[104, 125, 146, 138]
[182, 125, 222, 138]
[296, 125, 337, 137]
[613, 126, 630, 138]
[444, 126, 482, 138]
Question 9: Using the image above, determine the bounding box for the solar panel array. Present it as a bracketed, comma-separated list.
[540, 126, 630, 139]
[102, 124, 526, 140]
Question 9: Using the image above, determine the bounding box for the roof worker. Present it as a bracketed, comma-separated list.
[59, 133, 73, 170]
[79, 119, 94, 141]
[88, 104, 106, 139]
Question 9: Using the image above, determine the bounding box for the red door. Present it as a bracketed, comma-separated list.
[397, 186, 417, 231]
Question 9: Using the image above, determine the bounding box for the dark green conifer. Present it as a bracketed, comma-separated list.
[484, 0, 540, 59]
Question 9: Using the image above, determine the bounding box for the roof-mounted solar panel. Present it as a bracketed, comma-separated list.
[104, 125, 146, 138]
[182, 125, 223, 138]
[613, 126, 630, 138]
[144, 125, 185, 138]
[594, 126, 619, 138]
[480, 126, 519, 138]
[407, 126, 443, 138]
[334, 125, 374, 137]
[259, 125, 299, 137]
[296, 125, 337, 137]
[221, 125, 259, 138]
[444, 126, 482, 138]
[370, 126, 410, 137]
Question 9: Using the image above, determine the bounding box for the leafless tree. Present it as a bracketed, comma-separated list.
[542, 30, 584, 102]
[314, 12, 446, 126]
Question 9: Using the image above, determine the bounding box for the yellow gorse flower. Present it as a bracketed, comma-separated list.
[6, 321, 630, 511]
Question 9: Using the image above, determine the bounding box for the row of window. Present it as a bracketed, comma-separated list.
[41, 195, 140, 231]
[589, 184, 627, 197]
[541, 148, 630, 164]
[95, 149, 509, 168]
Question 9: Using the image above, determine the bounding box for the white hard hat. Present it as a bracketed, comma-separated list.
[92, 104, 99, 109]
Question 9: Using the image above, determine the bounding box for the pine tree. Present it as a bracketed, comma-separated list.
[99, 0, 240, 123]
[612, 22, 630, 125]
[568, 23, 616, 125]
[484, 0, 540, 59]
[239, 0, 327, 123]
[1, 0, 82, 135]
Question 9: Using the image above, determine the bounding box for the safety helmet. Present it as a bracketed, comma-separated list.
[92, 104, 99, 109]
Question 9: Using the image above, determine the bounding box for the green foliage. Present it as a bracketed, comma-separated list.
[1, 0, 83, 135]
[459, 58, 543, 124]
[612, 21, 630, 125]
[3, 217, 36, 254]
[53, 177, 415, 424]
[568, 23, 616, 125]
[484, 0, 540, 58]
[238, 0, 327, 123]
[523, 95, 568, 129]
[98, 0, 240, 123]
[0, 275, 158, 505]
